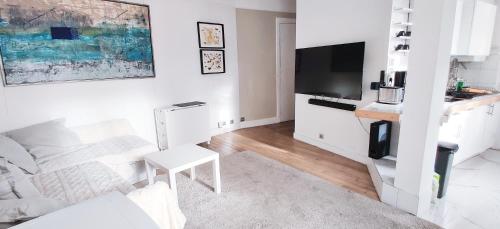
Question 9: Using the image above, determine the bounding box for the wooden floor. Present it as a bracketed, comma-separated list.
[199, 121, 379, 200]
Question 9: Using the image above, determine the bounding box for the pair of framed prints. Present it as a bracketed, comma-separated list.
[197, 22, 226, 75]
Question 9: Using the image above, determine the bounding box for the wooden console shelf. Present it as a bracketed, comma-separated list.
[355, 103, 402, 122]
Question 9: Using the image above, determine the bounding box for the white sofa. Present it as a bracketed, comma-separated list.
[0, 119, 159, 226]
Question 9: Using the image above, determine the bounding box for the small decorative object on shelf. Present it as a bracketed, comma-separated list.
[395, 44, 410, 51]
[396, 31, 411, 37]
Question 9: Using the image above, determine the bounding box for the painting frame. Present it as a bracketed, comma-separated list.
[197, 22, 225, 49]
[200, 49, 225, 75]
[0, 0, 156, 87]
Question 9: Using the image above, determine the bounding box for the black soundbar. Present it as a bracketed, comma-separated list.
[308, 99, 357, 111]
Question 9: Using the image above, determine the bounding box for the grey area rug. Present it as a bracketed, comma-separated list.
[156, 151, 439, 229]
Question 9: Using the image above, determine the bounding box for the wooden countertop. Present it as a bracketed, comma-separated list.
[444, 93, 500, 115]
[355, 93, 500, 122]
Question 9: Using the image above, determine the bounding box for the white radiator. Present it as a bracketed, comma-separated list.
[154, 103, 211, 150]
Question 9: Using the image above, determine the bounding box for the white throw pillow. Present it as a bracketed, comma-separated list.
[0, 198, 67, 223]
[6, 119, 82, 160]
[0, 135, 39, 174]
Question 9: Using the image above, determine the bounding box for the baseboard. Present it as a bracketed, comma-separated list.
[239, 117, 279, 129]
[209, 117, 279, 137]
[210, 123, 240, 136]
[293, 132, 367, 164]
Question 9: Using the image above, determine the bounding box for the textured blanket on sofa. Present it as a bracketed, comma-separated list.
[31, 162, 135, 204]
[35, 135, 154, 173]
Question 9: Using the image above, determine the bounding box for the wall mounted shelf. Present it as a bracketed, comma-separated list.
[393, 22, 413, 27]
[393, 8, 413, 13]
[393, 36, 411, 40]
[392, 50, 411, 55]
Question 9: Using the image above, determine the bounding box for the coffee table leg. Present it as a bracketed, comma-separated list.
[168, 171, 178, 200]
[190, 167, 196, 180]
[145, 161, 155, 185]
[212, 158, 221, 194]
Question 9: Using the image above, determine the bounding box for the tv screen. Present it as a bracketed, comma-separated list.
[295, 42, 365, 100]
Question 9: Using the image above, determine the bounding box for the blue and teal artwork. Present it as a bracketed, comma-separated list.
[0, 0, 155, 86]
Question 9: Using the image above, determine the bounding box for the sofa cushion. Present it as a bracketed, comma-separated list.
[0, 198, 67, 223]
[6, 119, 82, 160]
[0, 135, 39, 174]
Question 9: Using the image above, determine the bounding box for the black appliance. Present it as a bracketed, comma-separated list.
[369, 121, 392, 159]
[295, 42, 365, 101]
[394, 71, 407, 87]
[308, 99, 356, 111]
[435, 142, 459, 198]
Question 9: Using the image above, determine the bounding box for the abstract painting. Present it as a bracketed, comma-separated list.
[197, 22, 224, 49]
[0, 0, 155, 86]
[200, 49, 225, 74]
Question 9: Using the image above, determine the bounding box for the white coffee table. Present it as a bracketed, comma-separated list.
[144, 144, 221, 200]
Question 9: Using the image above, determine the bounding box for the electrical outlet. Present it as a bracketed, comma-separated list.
[240, 117, 246, 122]
[218, 121, 224, 128]
[319, 133, 324, 139]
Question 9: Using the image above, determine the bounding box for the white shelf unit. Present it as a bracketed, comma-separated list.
[369, 0, 413, 206]
[387, 0, 413, 75]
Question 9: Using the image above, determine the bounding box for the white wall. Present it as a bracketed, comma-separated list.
[0, 0, 241, 143]
[395, 0, 457, 215]
[213, 0, 296, 13]
[294, 0, 392, 163]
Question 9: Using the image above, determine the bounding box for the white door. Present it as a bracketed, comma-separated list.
[278, 20, 296, 122]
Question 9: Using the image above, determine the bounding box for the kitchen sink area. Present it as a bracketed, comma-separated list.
[445, 89, 498, 103]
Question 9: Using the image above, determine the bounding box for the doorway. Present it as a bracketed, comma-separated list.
[276, 18, 296, 122]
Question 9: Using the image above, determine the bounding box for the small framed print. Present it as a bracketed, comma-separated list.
[200, 50, 225, 74]
[197, 22, 225, 49]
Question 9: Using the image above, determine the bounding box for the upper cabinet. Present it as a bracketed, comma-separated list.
[451, 0, 497, 61]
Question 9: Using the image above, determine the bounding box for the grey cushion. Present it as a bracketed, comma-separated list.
[6, 119, 82, 160]
[0, 159, 19, 200]
[0, 135, 39, 174]
[0, 198, 67, 223]
[0, 178, 17, 200]
[0, 159, 40, 200]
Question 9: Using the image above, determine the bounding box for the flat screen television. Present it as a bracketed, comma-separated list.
[295, 42, 365, 100]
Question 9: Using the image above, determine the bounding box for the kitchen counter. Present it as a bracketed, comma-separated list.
[443, 93, 500, 116]
[355, 93, 500, 122]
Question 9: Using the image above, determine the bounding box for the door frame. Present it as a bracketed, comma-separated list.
[275, 18, 296, 122]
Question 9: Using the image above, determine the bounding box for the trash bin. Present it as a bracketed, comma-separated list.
[435, 141, 459, 198]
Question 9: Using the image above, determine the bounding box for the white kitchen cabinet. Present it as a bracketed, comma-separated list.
[451, 0, 497, 60]
[483, 102, 500, 148]
[439, 102, 500, 165]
